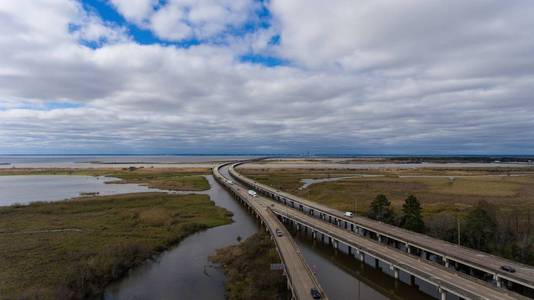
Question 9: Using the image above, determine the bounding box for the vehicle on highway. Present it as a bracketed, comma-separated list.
[501, 265, 516, 273]
[248, 190, 257, 197]
[344, 211, 353, 217]
[310, 288, 322, 299]
[276, 229, 283, 237]
[226, 180, 234, 185]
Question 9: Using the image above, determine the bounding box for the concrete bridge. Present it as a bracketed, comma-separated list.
[228, 162, 534, 300]
[213, 164, 327, 300]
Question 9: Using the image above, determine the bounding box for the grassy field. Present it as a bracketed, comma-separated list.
[210, 232, 289, 300]
[0, 167, 211, 191]
[239, 167, 534, 217]
[240, 167, 534, 265]
[0, 192, 232, 299]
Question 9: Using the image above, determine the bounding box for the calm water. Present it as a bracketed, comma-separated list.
[0, 155, 259, 169]
[292, 230, 434, 300]
[0, 175, 159, 206]
[105, 169, 434, 300]
[104, 175, 259, 300]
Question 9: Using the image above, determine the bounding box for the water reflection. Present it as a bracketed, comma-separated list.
[104, 176, 259, 300]
[291, 229, 433, 300]
[0, 175, 159, 206]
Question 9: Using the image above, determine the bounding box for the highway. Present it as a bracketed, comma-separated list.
[228, 162, 534, 299]
[268, 200, 523, 300]
[214, 164, 327, 300]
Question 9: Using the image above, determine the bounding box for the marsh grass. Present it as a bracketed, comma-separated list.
[210, 233, 289, 300]
[240, 168, 534, 214]
[0, 167, 211, 191]
[0, 192, 232, 299]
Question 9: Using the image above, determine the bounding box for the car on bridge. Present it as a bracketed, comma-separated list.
[310, 288, 322, 299]
[248, 190, 257, 197]
[501, 265, 516, 273]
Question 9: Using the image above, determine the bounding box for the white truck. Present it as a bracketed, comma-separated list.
[344, 211, 353, 217]
[248, 190, 257, 197]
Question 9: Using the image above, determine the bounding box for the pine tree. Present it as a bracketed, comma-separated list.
[368, 194, 395, 224]
[464, 202, 497, 251]
[401, 195, 425, 233]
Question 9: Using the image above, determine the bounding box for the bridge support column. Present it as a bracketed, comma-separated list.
[328, 236, 332, 245]
[438, 287, 446, 300]
[296, 223, 300, 231]
[378, 234, 382, 243]
[406, 243, 411, 254]
[444, 258, 449, 268]
[348, 246, 352, 255]
[494, 274, 502, 288]
[374, 258, 379, 269]
[410, 275, 416, 286]
[390, 265, 399, 279]
[333, 240, 338, 249]
[359, 252, 364, 262]
[312, 231, 317, 239]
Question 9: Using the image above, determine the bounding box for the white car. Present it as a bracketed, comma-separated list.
[248, 190, 257, 197]
[344, 211, 353, 217]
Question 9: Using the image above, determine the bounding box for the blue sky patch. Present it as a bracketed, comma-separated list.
[240, 54, 286, 67]
[79, 0, 284, 66]
[15, 102, 85, 111]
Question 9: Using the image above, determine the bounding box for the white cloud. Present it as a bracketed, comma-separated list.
[109, 0, 158, 25]
[0, 0, 534, 154]
[111, 0, 258, 41]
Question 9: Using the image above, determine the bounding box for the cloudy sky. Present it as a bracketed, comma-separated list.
[1, 0, 534, 154]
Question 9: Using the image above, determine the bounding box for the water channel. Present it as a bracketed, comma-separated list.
[104, 175, 258, 299]
[105, 170, 432, 299]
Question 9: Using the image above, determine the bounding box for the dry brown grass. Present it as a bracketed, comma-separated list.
[239, 167, 534, 216]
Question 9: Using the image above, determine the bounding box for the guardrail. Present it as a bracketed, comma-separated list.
[212, 163, 327, 300]
[229, 162, 534, 297]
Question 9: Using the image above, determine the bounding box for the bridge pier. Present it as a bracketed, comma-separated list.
[390, 265, 399, 279]
[410, 275, 417, 287]
[348, 245, 352, 255]
[333, 239, 338, 249]
[312, 230, 317, 239]
[438, 287, 446, 300]
[495, 274, 502, 288]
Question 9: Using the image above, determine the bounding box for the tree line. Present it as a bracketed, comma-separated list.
[366, 194, 533, 265]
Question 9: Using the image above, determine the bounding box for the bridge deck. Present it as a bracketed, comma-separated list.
[214, 165, 327, 300]
[267, 199, 523, 300]
[231, 164, 534, 292]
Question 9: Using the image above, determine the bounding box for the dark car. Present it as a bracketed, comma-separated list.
[501, 265, 516, 273]
[310, 288, 322, 299]
[275, 229, 283, 237]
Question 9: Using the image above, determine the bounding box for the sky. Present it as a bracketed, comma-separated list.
[1, 0, 534, 155]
